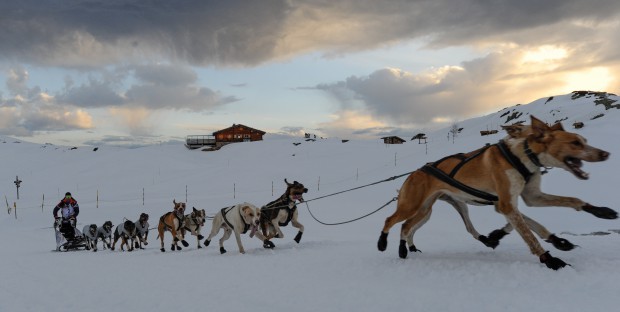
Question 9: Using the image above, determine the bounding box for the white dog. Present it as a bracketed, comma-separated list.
[205, 203, 273, 254]
[82, 224, 98, 252]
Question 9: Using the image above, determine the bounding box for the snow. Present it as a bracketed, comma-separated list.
[2, 92, 620, 312]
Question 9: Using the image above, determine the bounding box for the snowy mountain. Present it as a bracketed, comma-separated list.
[2, 91, 620, 312]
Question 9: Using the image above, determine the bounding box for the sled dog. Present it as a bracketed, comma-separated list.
[96, 221, 113, 250]
[181, 207, 207, 249]
[134, 213, 150, 249]
[378, 115, 617, 270]
[112, 220, 138, 252]
[156, 200, 189, 252]
[82, 224, 98, 251]
[205, 203, 271, 254]
[260, 179, 307, 246]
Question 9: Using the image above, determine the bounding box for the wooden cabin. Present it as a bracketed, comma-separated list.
[573, 122, 584, 129]
[480, 130, 498, 136]
[186, 124, 265, 150]
[381, 136, 406, 144]
[213, 124, 265, 143]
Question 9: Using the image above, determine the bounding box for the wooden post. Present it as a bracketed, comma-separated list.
[97, 190, 99, 208]
[234, 183, 236, 199]
[143, 188, 145, 206]
[14, 202, 17, 220]
[5, 196, 9, 215]
[318, 176, 320, 191]
[42, 194, 44, 212]
[186, 185, 188, 203]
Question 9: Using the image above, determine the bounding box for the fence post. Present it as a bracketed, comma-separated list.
[143, 188, 145, 206]
[42, 194, 44, 212]
[97, 190, 99, 208]
[318, 176, 320, 191]
[234, 183, 236, 199]
[186, 185, 188, 203]
[14, 202, 17, 220]
[5, 196, 9, 215]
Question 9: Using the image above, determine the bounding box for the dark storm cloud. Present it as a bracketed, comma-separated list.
[1, 0, 618, 67]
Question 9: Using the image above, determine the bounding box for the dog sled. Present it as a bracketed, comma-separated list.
[54, 218, 87, 252]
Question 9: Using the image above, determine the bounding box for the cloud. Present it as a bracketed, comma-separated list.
[314, 42, 620, 135]
[1, 64, 239, 137]
[1, 1, 618, 67]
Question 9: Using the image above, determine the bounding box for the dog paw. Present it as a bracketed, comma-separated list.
[204, 239, 211, 247]
[197, 235, 204, 240]
[171, 245, 176, 251]
[398, 240, 408, 259]
[546, 234, 576, 251]
[181, 240, 189, 247]
[583, 204, 618, 219]
[160, 248, 165, 252]
[220, 247, 227, 254]
[539, 251, 570, 270]
[197, 245, 202, 249]
[377, 232, 388, 252]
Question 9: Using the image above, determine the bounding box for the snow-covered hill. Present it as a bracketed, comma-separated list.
[2, 91, 620, 312]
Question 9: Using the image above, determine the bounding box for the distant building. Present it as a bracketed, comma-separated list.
[381, 136, 406, 144]
[186, 123, 266, 150]
[213, 124, 266, 143]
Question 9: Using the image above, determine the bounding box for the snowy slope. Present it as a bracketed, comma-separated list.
[1, 91, 620, 312]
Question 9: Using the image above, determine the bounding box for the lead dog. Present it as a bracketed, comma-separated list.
[205, 203, 273, 254]
[96, 221, 113, 250]
[82, 224, 98, 252]
[378, 116, 617, 270]
[260, 179, 307, 246]
[112, 220, 138, 252]
[156, 200, 189, 252]
[439, 123, 578, 251]
[181, 207, 207, 249]
[134, 213, 150, 249]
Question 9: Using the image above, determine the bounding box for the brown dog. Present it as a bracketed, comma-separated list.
[156, 200, 189, 252]
[260, 179, 307, 246]
[443, 122, 579, 251]
[378, 115, 617, 270]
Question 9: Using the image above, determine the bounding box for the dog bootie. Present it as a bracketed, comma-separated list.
[398, 240, 408, 259]
[181, 240, 189, 247]
[204, 239, 211, 247]
[293, 231, 303, 243]
[220, 247, 227, 254]
[539, 251, 569, 270]
[263, 239, 275, 249]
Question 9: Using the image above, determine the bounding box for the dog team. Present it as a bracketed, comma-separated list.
[55, 116, 617, 270]
[56, 179, 308, 254]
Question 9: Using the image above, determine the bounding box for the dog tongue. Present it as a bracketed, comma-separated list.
[249, 225, 257, 238]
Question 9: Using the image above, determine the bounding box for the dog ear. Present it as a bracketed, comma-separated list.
[193, 207, 197, 212]
[173, 199, 177, 205]
[530, 115, 554, 142]
[550, 122, 565, 132]
[284, 178, 293, 186]
[501, 125, 524, 138]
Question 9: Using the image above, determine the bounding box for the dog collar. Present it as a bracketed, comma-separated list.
[523, 139, 549, 175]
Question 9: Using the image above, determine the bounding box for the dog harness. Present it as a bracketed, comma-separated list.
[261, 195, 296, 226]
[160, 212, 184, 232]
[421, 140, 535, 204]
[221, 206, 251, 234]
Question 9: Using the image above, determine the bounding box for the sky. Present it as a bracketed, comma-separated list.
[1, 0, 619, 147]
